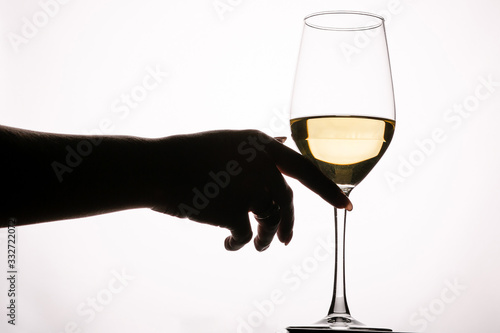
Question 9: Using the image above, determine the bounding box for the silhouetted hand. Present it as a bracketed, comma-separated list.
[151, 130, 352, 251]
[1, 125, 351, 252]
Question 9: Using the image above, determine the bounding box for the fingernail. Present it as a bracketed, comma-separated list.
[254, 237, 269, 252]
[274, 136, 287, 144]
[258, 244, 270, 252]
[346, 201, 353, 211]
[224, 237, 233, 251]
[225, 237, 242, 251]
[284, 231, 293, 246]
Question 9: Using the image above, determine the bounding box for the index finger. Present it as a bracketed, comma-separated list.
[266, 140, 353, 211]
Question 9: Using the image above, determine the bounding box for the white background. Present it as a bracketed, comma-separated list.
[1, 0, 499, 332]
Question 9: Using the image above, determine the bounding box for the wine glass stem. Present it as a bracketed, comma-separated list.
[328, 189, 352, 316]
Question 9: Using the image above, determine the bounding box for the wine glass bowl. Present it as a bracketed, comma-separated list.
[287, 11, 395, 331]
[290, 115, 395, 190]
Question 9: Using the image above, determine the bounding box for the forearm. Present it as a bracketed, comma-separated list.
[0, 125, 165, 227]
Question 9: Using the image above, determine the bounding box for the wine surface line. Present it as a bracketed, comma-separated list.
[291, 115, 395, 187]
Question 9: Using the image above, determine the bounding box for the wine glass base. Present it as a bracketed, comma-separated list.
[286, 313, 392, 332]
[284, 329, 406, 333]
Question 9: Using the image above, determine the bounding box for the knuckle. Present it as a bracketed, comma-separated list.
[262, 215, 281, 228]
[242, 130, 274, 144]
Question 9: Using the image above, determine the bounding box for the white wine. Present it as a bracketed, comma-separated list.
[291, 115, 395, 187]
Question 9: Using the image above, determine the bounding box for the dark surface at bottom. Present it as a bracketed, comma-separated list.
[284, 327, 410, 333]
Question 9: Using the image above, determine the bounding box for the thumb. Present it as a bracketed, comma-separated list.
[274, 137, 287, 144]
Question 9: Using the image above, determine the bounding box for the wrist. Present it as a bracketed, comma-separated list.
[145, 136, 182, 213]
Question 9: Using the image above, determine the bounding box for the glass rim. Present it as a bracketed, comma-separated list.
[304, 11, 385, 31]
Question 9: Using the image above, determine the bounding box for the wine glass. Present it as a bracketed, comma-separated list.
[287, 11, 395, 331]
